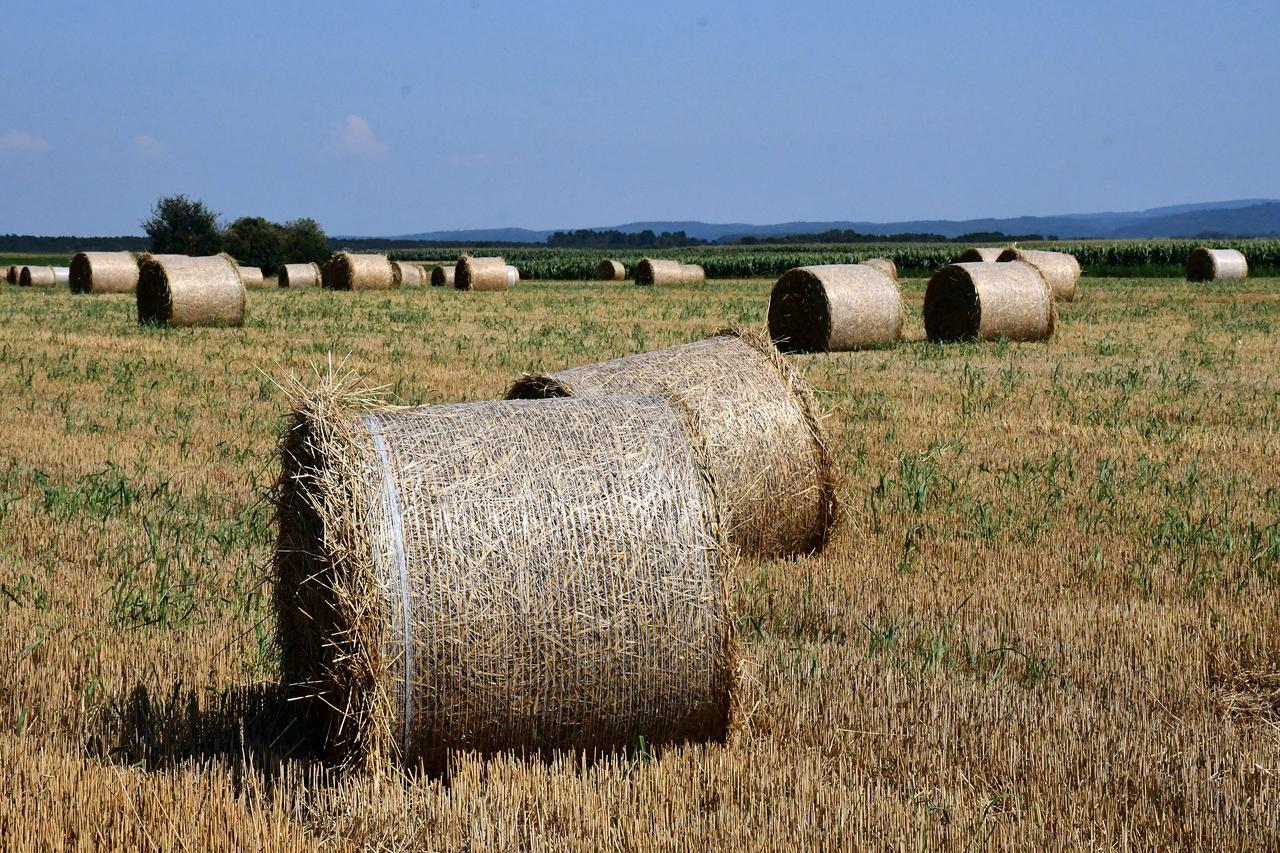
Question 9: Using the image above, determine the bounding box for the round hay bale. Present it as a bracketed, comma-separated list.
[275, 388, 736, 770]
[595, 259, 626, 281]
[634, 259, 706, 286]
[52, 267, 71, 287]
[996, 248, 1080, 302]
[768, 264, 904, 353]
[860, 257, 898, 281]
[322, 252, 396, 290]
[391, 261, 425, 288]
[4, 264, 18, 285]
[70, 251, 139, 294]
[136, 254, 246, 327]
[279, 262, 321, 288]
[19, 266, 57, 288]
[237, 265, 265, 288]
[924, 262, 1055, 342]
[507, 329, 837, 560]
[454, 256, 509, 291]
[955, 247, 1005, 264]
[505, 264, 520, 287]
[1186, 247, 1248, 282]
[429, 264, 454, 287]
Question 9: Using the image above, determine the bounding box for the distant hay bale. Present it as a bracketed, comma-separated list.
[429, 264, 454, 287]
[322, 252, 396, 290]
[279, 262, 321, 288]
[4, 264, 17, 285]
[70, 251, 138, 294]
[136, 254, 246, 327]
[1186, 247, 1248, 282]
[236, 266, 265, 288]
[52, 267, 70, 286]
[595, 259, 626, 281]
[18, 266, 57, 287]
[996, 248, 1080, 302]
[924, 262, 1055, 342]
[956, 247, 1005, 264]
[391, 261, 425, 288]
[860, 257, 898, 280]
[454, 256, 509, 291]
[507, 329, 837, 559]
[634, 259, 706, 285]
[275, 386, 736, 770]
[506, 264, 520, 287]
[768, 264, 904, 353]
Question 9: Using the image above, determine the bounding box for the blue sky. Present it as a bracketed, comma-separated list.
[1, 0, 1277, 236]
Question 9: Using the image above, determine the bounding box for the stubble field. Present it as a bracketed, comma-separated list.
[0, 276, 1277, 849]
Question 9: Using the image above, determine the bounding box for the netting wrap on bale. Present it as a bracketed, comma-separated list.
[507, 330, 837, 560]
[275, 385, 737, 771]
[391, 261, 425, 288]
[19, 266, 57, 288]
[924, 262, 1055, 342]
[997, 248, 1080, 302]
[1186, 247, 1248, 282]
[455, 256, 509, 291]
[635, 259, 706, 285]
[70, 251, 138, 294]
[506, 265, 520, 288]
[322, 252, 396, 290]
[136, 254, 246, 327]
[52, 267, 70, 286]
[956, 247, 1005, 264]
[595, 259, 626, 281]
[279, 263, 321, 288]
[429, 265, 454, 287]
[768, 264, 904, 353]
[860, 257, 898, 281]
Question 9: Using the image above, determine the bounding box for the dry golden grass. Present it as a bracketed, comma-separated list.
[0, 276, 1277, 849]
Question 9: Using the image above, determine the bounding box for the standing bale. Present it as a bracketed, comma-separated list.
[391, 261, 426, 288]
[595, 259, 626, 281]
[635, 259, 706, 286]
[861, 257, 898, 281]
[136, 254, 246, 327]
[955, 247, 1005, 264]
[506, 264, 520, 287]
[237, 266, 265, 288]
[19, 266, 57, 287]
[454, 256, 509, 291]
[429, 264, 454, 287]
[996, 248, 1080, 302]
[70, 251, 139, 294]
[924, 262, 1055, 342]
[507, 329, 837, 560]
[275, 386, 737, 770]
[768, 264, 904, 353]
[322, 252, 396, 290]
[279, 262, 321, 288]
[1186, 247, 1248, 282]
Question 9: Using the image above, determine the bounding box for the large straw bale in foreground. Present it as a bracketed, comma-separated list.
[322, 252, 396, 290]
[70, 251, 138, 294]
[924, 262, 1055, 342]
[595, 259, 626, 281]
[279, 263, 321, 288]
[275, 387, 736, 770]
[997, 248, 1080, 302]
[635, 259, 705, 285]
[860, 257, 898, 280]
[956, 247, 1005, 263]
[768, 264, 904, 353]
[19, 266, 57, 287]
[1186, 247, 1248, 282]
[391, 261, 425, 288]
[136, 254, 246, 327]
[454, 256, 509, 291]
[429, 264, 454, 287]
[508, 330, 837, 559]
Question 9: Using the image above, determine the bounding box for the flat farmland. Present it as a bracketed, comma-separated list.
[0, 277, 1277, 848]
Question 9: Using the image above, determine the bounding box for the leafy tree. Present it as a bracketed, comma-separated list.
[281, 217, 331, 265]
[222, 216, 286, 276]
[142, 194, 222, 255]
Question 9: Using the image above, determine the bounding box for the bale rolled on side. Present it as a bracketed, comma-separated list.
[768, 264, 904, 353]
[955, 247, 1005, 264]
[454, 256, 509, 291]
[429, 264, 454, 287]
[635, 259, 706, 285]
[70, 251, 139, 294]
[4, 265, 17, 285]
[997, 248, 1080, 302]
[391, 261, 425, 288]
[52, 267, 71, 286]
[236, 266, 265, 288]
[595, 259, 626, 281]
[860, 257, 898, 281]
[275, 387, 737, 770]
[279, 262, 321, 288]
[508, 329, 837, 560]
[1186, 247, 1248, 282]
[19, 266, 57, 287]
[322, 252, 396, 290]
[924, 262, 1054, 342]
[136, 254, 246, 327]
[505, 265, 520, 287]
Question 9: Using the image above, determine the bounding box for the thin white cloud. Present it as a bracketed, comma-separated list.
[326, 115, 387, 159]
[0, 129, 49, 157]
[132, 134, 168, 160]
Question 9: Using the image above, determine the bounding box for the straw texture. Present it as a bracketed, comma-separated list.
[768, 264, 904, 353]
[279, 263, 321, 288]
[997, 248, 1080, 302]
[70, 251, 138, 294]
[595, 259, 626, 281]
[322, 253, 396, 290]
[956, 247, 1005, 263]
[18, 266, 57, 288]
[924, 262, 1055, 342]
[505, 265, 520, 288]
[455, 256, 509, 291]
[860, 257, 898, 281]
[1186, 247, 1248, 282]
[136, 254, 246, 327]
[429, 265, 454, 287]
[634, 259, 706, 285]
[507, 330, 837, 560]
[275, 385, 736, 771]
[237, 266, 265, 288]
[391, 261, 425, 288]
